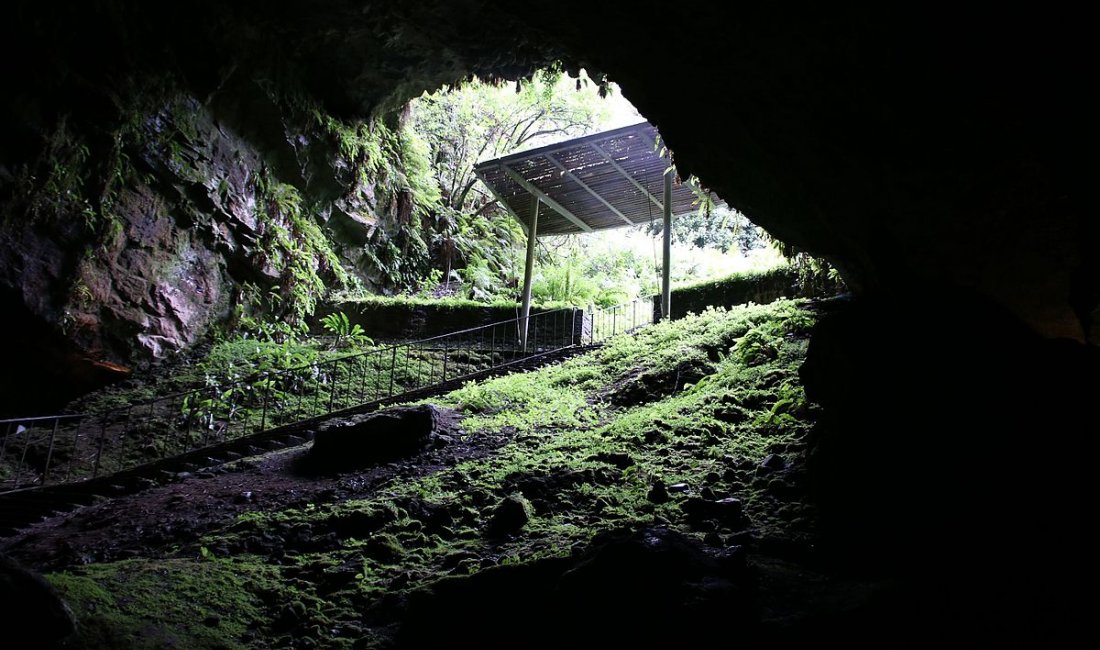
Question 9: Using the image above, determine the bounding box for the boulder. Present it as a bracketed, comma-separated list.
[308, 404, 441, 472]
[646, 481, 669, 504]
[758, 453, 787, 473]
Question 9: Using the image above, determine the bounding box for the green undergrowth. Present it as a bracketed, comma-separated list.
[45, 334, 490, 485]
[332, 293, 572, 311]
[51, 300, 820, 649]
[77, 336, 370, 413]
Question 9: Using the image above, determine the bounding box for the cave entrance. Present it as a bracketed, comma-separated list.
[474, 121, 721, 347]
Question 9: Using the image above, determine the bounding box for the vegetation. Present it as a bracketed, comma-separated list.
[645, 204, 764, 254]
[60, 258, 814, 441]
[410, 69, 611, 293]
[4, 63, 839, 354]
[48, 559, 279, 650]
[47, 300, 820, 649]
[664, 263, 842, 318]
[319, 312, 371, 349]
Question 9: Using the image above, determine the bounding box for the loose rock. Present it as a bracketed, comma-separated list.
[759, 453, 786, 472]
[647, 481, 669, 504]
[487, 493, 533, 536]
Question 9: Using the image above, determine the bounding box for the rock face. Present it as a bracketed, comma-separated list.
[309, 404, 442, 471]
[801, 294, 1098, 637]
[2, 71, 421, 406]
[2, 2, 521, 412]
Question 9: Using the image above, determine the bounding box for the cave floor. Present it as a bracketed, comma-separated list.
[2, 301, 892, 649]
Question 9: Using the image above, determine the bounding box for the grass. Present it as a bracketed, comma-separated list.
[46, 299, 820, 649]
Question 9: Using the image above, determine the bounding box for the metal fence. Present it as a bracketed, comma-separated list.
[0, 298, 655, 493]
[583, 297, 655, 343]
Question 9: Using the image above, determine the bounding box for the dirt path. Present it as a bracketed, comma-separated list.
[1, 409, 507, 572]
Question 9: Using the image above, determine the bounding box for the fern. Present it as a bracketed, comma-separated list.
[320, 311, 371, 349]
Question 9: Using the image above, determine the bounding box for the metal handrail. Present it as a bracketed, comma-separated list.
[0, 413, 86, 426]
[0, 299, 655, 493]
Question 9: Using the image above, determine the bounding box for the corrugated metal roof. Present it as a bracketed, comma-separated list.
[473, 122, 719, 236]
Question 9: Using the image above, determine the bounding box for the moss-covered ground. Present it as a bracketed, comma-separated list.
[38, 300, 820, 649]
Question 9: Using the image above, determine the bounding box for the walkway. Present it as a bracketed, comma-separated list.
[0, 299, 654, 533]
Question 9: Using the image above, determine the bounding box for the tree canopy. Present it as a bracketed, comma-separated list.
[407, 69, 612, 295]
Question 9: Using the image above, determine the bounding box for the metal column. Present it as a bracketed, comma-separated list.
[660, 170, 672, 320]
[520, 196, 540, 350]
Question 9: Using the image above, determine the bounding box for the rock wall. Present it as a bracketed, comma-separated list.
[800, 292, 1097, 636]
[0, 84, 357, 413]
[0, 1, 570, 414]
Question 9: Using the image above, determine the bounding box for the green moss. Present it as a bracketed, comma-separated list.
[48, 558, 279, 650]
[253, 171, 350, 326]
[61, 300, 819, 649]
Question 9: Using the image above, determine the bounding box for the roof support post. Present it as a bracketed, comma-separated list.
[520, 195, 540, 351]
[661, 170, 673, 320]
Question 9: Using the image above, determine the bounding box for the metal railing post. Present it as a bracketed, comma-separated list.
[358, 355, 368, 403]
[389, 346, 398, 397]
[42, 417, 60, 485]
[92, 418, 108, 479]
[403, 345, 412, 390]
[15, 421, 32, 486]
[259, 373, 269, 433]
[328, 360, 338, 413]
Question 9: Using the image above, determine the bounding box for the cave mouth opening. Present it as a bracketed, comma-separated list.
[1, 5, 1096, 642]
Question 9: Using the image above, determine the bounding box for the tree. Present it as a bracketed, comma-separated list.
[644, 204, 764, 254]
[409, 69, 613, 295]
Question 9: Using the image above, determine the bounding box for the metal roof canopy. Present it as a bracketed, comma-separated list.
[474, 121, 720, 346]
[473, 122, 717, 236]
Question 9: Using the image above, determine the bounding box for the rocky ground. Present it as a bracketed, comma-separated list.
[2, 300, 894, 649]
